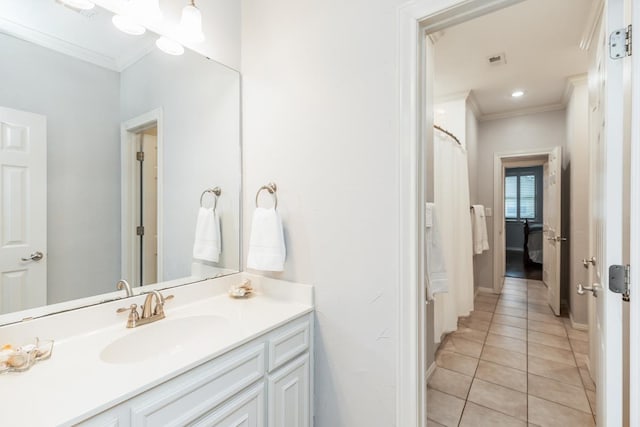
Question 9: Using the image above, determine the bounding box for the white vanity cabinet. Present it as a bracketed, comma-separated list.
[77, 313, 312, 427]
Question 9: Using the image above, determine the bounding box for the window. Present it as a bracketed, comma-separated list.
[505, 173, 537, 220]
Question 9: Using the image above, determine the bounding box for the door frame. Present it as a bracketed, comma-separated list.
[396, 0, 526, 425]
[120, 108, 164, 286]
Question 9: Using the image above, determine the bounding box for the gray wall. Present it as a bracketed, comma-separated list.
[120, 49, 241, 280]
[0, 33, 121, 304]
[475, 110, 567, 289]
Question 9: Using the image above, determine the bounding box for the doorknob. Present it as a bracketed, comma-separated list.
[582, 256, 596, 268]
[555, 236, 568, 242]
[21, 251, 44, 262]
[577, 283, 600, 297]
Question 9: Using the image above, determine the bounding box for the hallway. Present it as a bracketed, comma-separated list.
[427, 278, 596, 426]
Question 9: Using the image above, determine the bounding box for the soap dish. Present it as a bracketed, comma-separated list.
[0, 338, 54, 374]
[228, 279, 254, 299]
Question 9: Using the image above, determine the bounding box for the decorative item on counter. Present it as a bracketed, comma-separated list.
[228, 279, 254, 298]
[0, 338, 54, 374]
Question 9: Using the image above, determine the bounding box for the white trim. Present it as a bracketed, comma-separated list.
[120, 108, 164, 285]
[492, 149, 553, 293]
[579, 0, 605, 51]
[426, 362, 437, 381]
[569, 312, 589, 331]
[480, 102, 566, 122]
[397, 2, 526, 426]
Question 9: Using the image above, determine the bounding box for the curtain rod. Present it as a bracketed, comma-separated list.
[433, 124, 461, 145]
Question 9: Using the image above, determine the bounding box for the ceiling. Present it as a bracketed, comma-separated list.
[433, 0, 597, 119]
[0, 0, 156, 71]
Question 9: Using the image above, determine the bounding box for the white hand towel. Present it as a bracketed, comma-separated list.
[425, 202, 448, 300]
[247, 207, 286, 271]
[193, 207, 221, 262]
[470, 204, 490, 255]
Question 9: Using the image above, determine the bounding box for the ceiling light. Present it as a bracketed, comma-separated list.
[138, 0, 162, 23]
[179, 0, 205, 43]
[511, 90, 525, 98]
[156, 37, 184, 56]
[58, 0, 95, 10]
[112, 14, 146, 35]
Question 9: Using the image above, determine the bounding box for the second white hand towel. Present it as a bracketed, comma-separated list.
[193, 207, 221, 262]
[247, 207, 286, 271]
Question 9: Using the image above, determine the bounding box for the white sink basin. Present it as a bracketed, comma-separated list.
[100, 315, 230, 364]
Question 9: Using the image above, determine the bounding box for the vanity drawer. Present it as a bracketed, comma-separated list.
[190, 382, 265, 427]
[129, 343, 265, 427]
[268, 317, 310, 372]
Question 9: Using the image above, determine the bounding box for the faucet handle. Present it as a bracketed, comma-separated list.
[117, 304, 140, 328]
[153, 294, 174, 316]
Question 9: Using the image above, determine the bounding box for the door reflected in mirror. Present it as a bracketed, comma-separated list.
[0, 0, 241, 318]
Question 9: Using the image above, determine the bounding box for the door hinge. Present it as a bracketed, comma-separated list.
[136, 226, 144, 236]
[609, 264, 630, 302]
[136, 151, 144, 162]
[610, 25, 632, 59]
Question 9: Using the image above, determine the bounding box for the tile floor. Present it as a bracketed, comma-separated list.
[427, 278, 596, 427]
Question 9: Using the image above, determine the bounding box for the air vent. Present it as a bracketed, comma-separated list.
[487, 53, 507, 66]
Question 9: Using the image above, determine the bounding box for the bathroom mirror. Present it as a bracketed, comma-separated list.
[0, 0, 241, 321]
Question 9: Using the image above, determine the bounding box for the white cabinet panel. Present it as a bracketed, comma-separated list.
[268, 354, 310, 427]
[191, 382, 265, 427]
[268, 320, 309, 372]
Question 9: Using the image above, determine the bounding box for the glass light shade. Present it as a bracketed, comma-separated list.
[112, 14, 146, 35]
[156, 37, 184, 56]
[179, 3, 205, 43]
[137, 0, 162, 23]
[58, 0, 95, 10]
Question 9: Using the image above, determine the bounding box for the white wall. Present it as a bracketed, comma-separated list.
[566, 79, 589, 324]
[466, 100, 479, 204]
[475, 110, 567, 289]
[120, 49, 241, 280]
[0, 33, 122, 304]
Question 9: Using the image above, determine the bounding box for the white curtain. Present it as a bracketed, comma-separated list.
[432, 131, 475, 343]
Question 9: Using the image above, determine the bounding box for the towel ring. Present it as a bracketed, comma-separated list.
[200, 187, 221, 211]
[255, 182, 278, 209]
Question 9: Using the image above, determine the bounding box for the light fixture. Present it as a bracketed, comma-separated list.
[112, 14, 146, 35]
[179, 0, 205, 43]
[138, 0, 162, 23]
[58, 0, 95, 10]
[511, 90, 525, 98]
[156, 37, 184, 56]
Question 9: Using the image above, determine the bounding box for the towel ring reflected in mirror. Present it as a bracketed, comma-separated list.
[255, 182, 278, 209]
[200, 187, 221, 211]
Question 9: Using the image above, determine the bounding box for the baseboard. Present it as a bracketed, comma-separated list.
[477, 286, 497, 295]
[426, 361, 437, 381]
[570, 312, 589, 331]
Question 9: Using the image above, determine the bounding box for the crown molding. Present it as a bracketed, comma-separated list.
[561, 73, 589, 105]
[466, 90, 482, 119]
[434, 90, 471, 104]
[579, 0, 604, 51]
[480, 102, 566, 122]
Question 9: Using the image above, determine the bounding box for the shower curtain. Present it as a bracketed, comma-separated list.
[432, 131, 475, 343]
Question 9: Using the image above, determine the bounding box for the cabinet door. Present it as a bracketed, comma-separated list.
[191, 383, 265, 427]
[268, 354, 310, 427]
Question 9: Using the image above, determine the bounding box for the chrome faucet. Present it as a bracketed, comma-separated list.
[116, 279, 133, 297]
[117, 290, 174, 328]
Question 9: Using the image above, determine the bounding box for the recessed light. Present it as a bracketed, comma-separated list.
[112, 15, 146, 35]
[156, 37, 184, 56]
[511, 90, 525, 98]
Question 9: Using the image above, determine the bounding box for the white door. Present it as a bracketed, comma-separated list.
[0, 106, 46, 314]
[544, 146, 562, 315]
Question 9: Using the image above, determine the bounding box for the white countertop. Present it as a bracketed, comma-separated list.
[0, 273, 313, 426]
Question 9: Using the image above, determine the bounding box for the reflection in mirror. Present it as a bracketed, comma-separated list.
[0, 0, 241, 318]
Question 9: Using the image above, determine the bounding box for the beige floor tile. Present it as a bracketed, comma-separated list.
[442, 336, 483, 358]
[436, 350, 479, 376]
[527, 342, 576, 366]
[475, 360, 527, 392]
[492, 314, 527, 329]
[500, 293, 527, 303]
[427, 418, 446, 427]
[527, 330, 572, 350]
[528, 303, 555, 315]
[475, 301, 497, 313]
[459, 317, 491, 332]
[586, 388, 596, 415]
[497, 299, 528, 310]
[490, 323, 527, 340]
[467, 310, 494, 322]
[427, 388, 465, 427]
[528, 320, 567, 337]
[451, 327, 488, 344]
[428, 367, 473, 399]
[528, 355, 582, 386]
[481, 344, 527, 371]
[579, 366, 596, 391]
[495, 306, 528, 319]
[528, 395, 595, 427]
[467, 378, 527, 421]
[570, 339, 589, 354]
[476, 293, 499, 302]
[573, 352, 589, 368]
[502, 287, 528, 296]
[527, 311, 563, 325]
[528, 374, 591, 413]
[459, 402, 527, 427]
[485, 333, 527, 354]
[567, 328, 589, 342]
